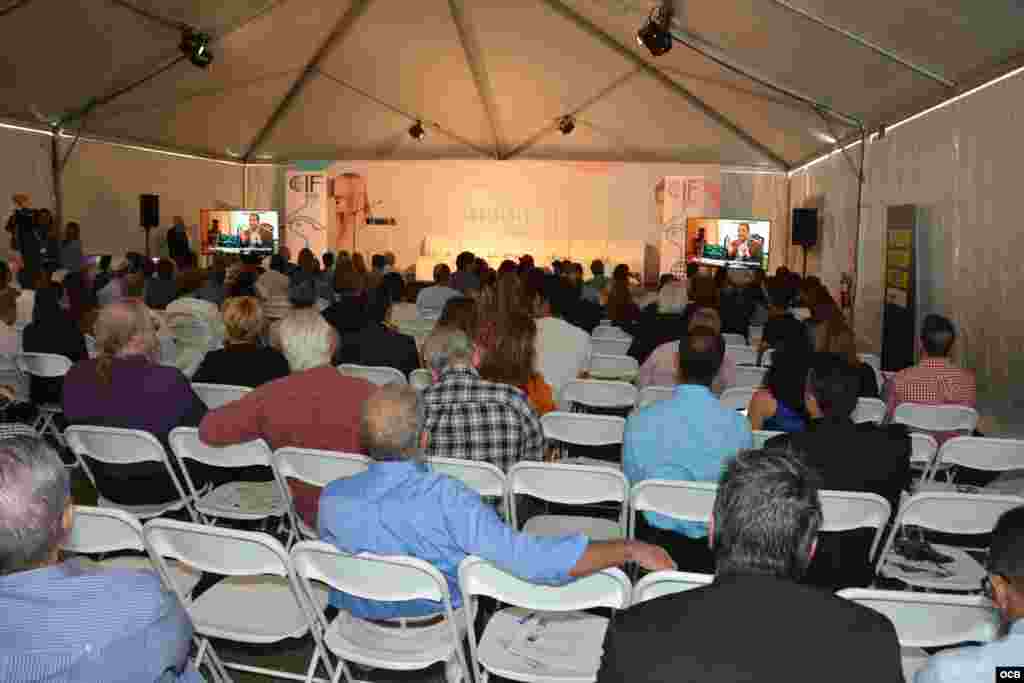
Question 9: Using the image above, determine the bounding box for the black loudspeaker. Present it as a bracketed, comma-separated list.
[140, 194, 160, 228]
[792, 207, 818, 247]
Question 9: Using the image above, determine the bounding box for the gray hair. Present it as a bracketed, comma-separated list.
[361, 384, 424, 461]
[657, 280, 688, 314]
[0, 437, 70, 575]
[278, 308, 337, 371]
[422, 326, 475, 373]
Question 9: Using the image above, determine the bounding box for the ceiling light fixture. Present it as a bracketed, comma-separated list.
[636, 3, 674, 57]
[409, 120, 426, 141]
[180, 28, 214, 68]
[557, 115, 576, 135]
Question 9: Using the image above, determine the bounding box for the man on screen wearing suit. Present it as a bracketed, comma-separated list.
[598, 449, 903, 683]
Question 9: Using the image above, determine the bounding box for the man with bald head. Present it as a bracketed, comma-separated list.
[624, 326, 752, 571]
[319, 384, 675, 628]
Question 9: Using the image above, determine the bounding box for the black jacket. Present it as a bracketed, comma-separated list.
[191, 344, 291, 388]
[336, 323, 420, 377]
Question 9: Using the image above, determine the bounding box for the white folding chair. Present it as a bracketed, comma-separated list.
[852, 397, 887, 424]
[838, 588, 999, 682]
[592, 325, 631, 341]
[62, 505, 200, 597]
[143, 518, 326, 683]
[587, 353, 639, 381]
[732, 365, 767, 389]
[628, 480, 717, 541]
[458, 555, 631, 683]
[759, 347, 775, 368]
[337, 363, 408, 386]
[64, 425, 197, 519]
[84, 334, 97, 358]
[919, 436, 1024, 491]
[168, 427, 285, 525]
[271, 448, 370, 544]
[892, 403, 979, 434]
[562, 380, 638, 412]
[725, 344, 756, 366]
[541, 411, 625, 461]
[509, 461, 629, 541]
[875, 492, 1024, 591]
[291, 541, 468, 683]
[16, 352, 72, 447]
[631, 570, 713, 605]
[858, 353, 884, 393]
[191, 382, 252, 410]
[635, 385, 674, 409]
[590, 337, 632, 357]
[430, 456, 508, 520]
[818, 490, 891, 566]
[0, 352, 27, 402]
[720, 386, 755, 413]
[722, 333, 747, 347]
[752, 430, 783, 448]
[409, 368, 433, 391]
[910, 432, 940, 482]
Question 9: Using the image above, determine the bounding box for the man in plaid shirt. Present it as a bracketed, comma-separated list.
[420, 326, 544, 471]
[885, 314, 976, 421]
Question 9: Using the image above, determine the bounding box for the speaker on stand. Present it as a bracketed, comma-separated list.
[792, 207, 818, 277]
[140, 194, 160, 259]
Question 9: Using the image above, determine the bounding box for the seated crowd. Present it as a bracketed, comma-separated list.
[0, 241, 997, 683]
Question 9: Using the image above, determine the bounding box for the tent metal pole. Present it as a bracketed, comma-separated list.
[538, 0, 791, 170]
[50, 127, 63, 232]
[851, 130, 867, 330]
[766, 0, 955, 88]
[243, 0, 376, 161]
[448, 0, 504, 159]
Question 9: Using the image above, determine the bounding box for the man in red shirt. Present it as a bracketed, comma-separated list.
[885, 314, 976, 421]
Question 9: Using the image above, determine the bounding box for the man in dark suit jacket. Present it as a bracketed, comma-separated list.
[767, 353, 911, 589]
[335, 285, 420, 377]
[598, 449, 903, 683]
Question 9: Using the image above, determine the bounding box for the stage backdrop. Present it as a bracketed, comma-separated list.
[284, 160, 782, 282]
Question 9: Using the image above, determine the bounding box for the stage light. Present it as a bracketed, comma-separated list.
[409, 121, 426, 141]
[636, 4, 673, 57]
[180, 28, 213, 68]
[557, 115, 576, 135]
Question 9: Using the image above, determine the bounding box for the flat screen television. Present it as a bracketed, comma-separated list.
[200, 209, 279, 255]
[685, 217, 770, 269]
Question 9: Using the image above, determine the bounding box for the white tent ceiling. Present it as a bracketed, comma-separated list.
[1, 0, 1021, 170]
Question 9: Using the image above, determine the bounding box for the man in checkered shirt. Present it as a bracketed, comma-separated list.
[885, 314, 976, 421]
[420, 326, 544, 471]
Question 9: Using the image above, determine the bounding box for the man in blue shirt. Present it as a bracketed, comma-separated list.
[623, 326, 753, 571]
[0, 436, 202, 682]
[915, 505, 1024, 682]
[319, 383, 675, 621]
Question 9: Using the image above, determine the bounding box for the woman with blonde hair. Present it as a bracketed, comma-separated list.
[191, 296, 290, 387]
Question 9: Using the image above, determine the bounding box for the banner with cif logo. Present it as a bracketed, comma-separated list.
[657, 174, 721, 276]
[285, 165, 330, 257]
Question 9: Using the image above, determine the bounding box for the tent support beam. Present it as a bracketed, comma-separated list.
[766, 0, 955, 88]
[50, 127, 63, 231]
[106, 0, 185, 32]
[448, 0, 504, 159]
[0, 0, 34, 20]
[537, 0, 790, 170]
[243, 0, 375, 161]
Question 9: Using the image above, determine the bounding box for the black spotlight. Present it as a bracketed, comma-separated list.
[409, 120, 426, 141]
[557, 115, 576, 135]
[180, 28, 214, 68]
[636, 5, 673, 57]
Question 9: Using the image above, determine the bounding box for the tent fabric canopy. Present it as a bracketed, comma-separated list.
[2, 0, 1021, 169]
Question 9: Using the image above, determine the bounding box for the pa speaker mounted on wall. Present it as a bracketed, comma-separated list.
[792, 207, 818, 247]
[140, 194, 160, 228]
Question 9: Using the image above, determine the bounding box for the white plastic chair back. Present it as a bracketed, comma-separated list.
[732, 365, 767, 388]
[892, 403, 979, 433]
[409, 368, 433, 391]
[541, 411, 625, 447]
[84, 334, 97, 358]
[15, 352, 72, 378]
[191, 382, 251, 410]
[562, 379, 638, 409]
[508, 461, 629, 530]
[910, 432, 940, 474]
[760, 348, 775, 367]
[588, 353, 639, 379]
[632, 570, 713, 605]
[145, 517, 292, 580]
[725, 344, 757, 366]
[338, 363, 408, 386]
[430, 456, 508, 520]
[272, 448, 370, 541]
[752, 430, 783, 448]
[591, 337, 633, 357]
[592, 325, 632, 341]
[720, 386, 755, 413]
[628, 480, 717, 539]
[819, 490, 891, 561]
[937, 436, 1024, 473]
[838, 589, 999, 648]
[858, 353, 884, 392]
[636, 385, 674, 409]
[64, 505, 144, 555]
[852, 397, 887, 424]
[722, 333, 747, 347]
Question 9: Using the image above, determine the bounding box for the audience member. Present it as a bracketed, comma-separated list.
[478, 271, 527, 351]
[59, 221, 84, 272]
[604, 265, 640, 329]
[749, 341, 812, 432]
[599, 449, 902, 683]
[436, 296, 479, 339]
[92, 254, 113, 295]
[584, 259, 607, 301]
[97, 254, 142, 306]
[479, 312, 556, 416]
[718, 269, 756, 339]
[811, 316, 878, 398]
[560, 269, 603, 334]
[759, 278, 806, 359]
[627, 280, 688, 364]
[63, 302, 209, 505]
[319, 384, 674, 631]
[416, 263, 460, 319]
[191, 296, 289, 387]
[885, 313, 976, 421]
[533, 275, 591, 404]
[164, 286, 224, 379]
[0, 436, 203, 682]
[624, 327, 752, 571]
[916, 505, 1024, 682]
[767, 354, 911, 588]
[420, 327, 544, 471]
[22, 285, 87, 406]
[316, 251, 336, 303]
[322, 261, 368, 338]
[638, 307, 736, 394]
[64, 270, 98, 335]
[256, 254, 291, 301]
[336, 285, 420, 376]
[199, 308, 375, 528]
[144, 258, 178, 310]
[0, 289, 18, 357]
[195, 256, 227, 306]
[449, 251, 480, 293]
